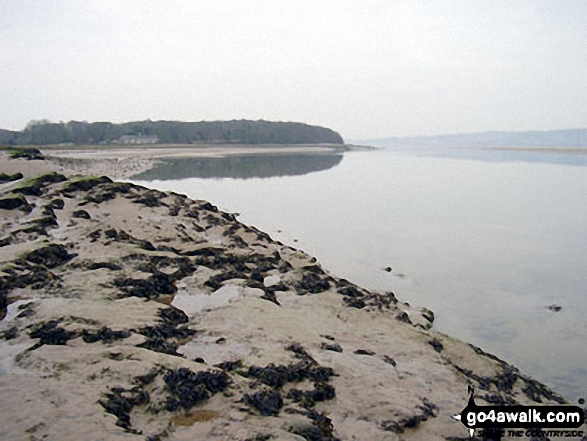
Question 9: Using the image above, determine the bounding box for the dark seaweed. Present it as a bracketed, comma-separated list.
[243, 389, 283, 416]
[29, 320, 74, 348]
[163, 368, 230, 411]
[100, 386, 150, 430]
[82, 327, 131, 344]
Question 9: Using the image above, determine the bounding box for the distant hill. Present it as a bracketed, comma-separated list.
[0, 119, 344, 146]
[0, 129, 20, 145]
[364, 129, 587, 149]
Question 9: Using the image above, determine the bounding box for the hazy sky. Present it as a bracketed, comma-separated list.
[1, 1, 586, 139]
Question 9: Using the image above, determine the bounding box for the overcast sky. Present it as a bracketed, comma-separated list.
[1, 1, 586, 139]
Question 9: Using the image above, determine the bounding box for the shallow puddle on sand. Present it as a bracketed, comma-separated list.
[171, 409, 220, 426]
[1, 299, 33, 323]
[0, 300, 34, 375]
[172, 284, 243, 315]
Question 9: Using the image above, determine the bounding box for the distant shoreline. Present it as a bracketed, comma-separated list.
[40, 143, 358, 180]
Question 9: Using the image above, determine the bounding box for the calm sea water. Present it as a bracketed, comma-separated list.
[132, 148, 587, 401]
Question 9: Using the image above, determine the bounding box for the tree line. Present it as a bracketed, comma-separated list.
[0, 119, 344, 146]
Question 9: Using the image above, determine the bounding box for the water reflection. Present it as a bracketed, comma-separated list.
[385, 146, 587, 167]
[131, 153, 343, 180]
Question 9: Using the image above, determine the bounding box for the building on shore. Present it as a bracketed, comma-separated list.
[117, 134, 159, 145]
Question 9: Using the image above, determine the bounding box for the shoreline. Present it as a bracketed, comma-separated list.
[0, 147, 583, 440]
[43, 143, 354, 180]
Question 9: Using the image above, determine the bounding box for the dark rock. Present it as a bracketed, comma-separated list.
[0, 195, 28, 210]
[337, 285, 364, 298]
[382, 355, 396, 367]
[29, 320, 74, 347]
[468, 344, 509, 366]
[181, 246, 224, 257]
[9, 148, 44, 160]
[72, 210, 91, 219]
[24, 244, 76, 268]
[343, 296, 366, 309]
[354, 349, 375, 356]
[86, 261, 122, 271]
[16, 302, 35, 318]
[250, 271, 264, 282]
[80, 189, 117, 205]
[301, 265, 325, 275]
[396, 311, 412, 324]
[61, 176, 112, 193]
[24, 216, 58, 233]
[88, 229, 101, 242]
[159, 307, 189, 326]
[421, 308, 434, 323]
[0, 172, 23, 183]
[104, 228, 118, 239]
[107, 182, 134, 194]
[296, 272, 330, 294]
[47, 198, 65, 210]
[257, 282, 282, 306]
[286, 342, 316, 362]
[131, 190, 167, 207]
[200, 202, 218, 212]
[243, 389, 283, 416]
[221, 212, 236, 222]
[428, 338, 443, 353]
[12, 172, 66, 196]
[320, 342, 342, 353]
[214, 360, 243, 371]
[82, 327, 131, 344]
[204, 270, 242, 291]
[271, 282, 288, 292]
[1, 327, 18, 340]
[384, 267, 392, 272]
[244, 435, 271, 441]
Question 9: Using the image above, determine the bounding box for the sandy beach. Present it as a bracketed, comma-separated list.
[0, 146, 583, 440]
